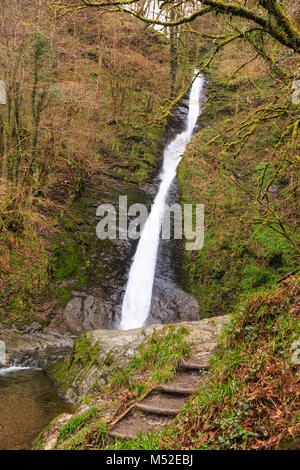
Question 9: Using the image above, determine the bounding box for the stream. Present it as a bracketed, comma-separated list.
[0, 367, 74, 450]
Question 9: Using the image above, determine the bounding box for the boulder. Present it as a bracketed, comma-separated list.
[56, 279, 199, 334]
[146, 279, 199, 325]
[49, 316, 229, 403]
[55, 289, 113, 335]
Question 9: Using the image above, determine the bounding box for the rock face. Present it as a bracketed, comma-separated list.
[55, 289, 114, 335]
[0, 280, 200, 368]
[147, 279, 199, 325]
[0, 327, 75, 368]
[49, 316, 228, 403]
[56, 279, 199, 334]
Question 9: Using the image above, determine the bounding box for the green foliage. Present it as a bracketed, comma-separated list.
[69, 335, 100, 369]
[47, 325, 191, 450]
[0, 229, 49, 327]
[47, 334, 100, 395]
[57, 407, 99, 443]
[110, 326, 191, 389]
[107, 430, 165, 450]
[178, 71, 298, 318]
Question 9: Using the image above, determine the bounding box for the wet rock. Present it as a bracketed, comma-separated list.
[20, 321, 43, 333]
[48, 316, 229, 403]
[0, 327, 75, 367]
[33, 412, 74, 450]
[140, 182, 160, 196]
[56, 277, 200, 334]
[55, 288, 113, 335]
[146, 279, 199, 325]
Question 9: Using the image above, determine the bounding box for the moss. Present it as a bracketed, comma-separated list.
[69, 335, 100, 369]
[47, 334, 101, 394]
[82, 394, 100, 405]
[111, 123, 165, 183]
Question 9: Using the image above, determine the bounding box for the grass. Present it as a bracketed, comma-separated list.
[39, 277, 299, 451]
[47, 333, 101, 395]
[109, 325, 191, 392]
[57, 407, 99, 443]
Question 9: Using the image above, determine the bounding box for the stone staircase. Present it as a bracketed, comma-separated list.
[109, 359, 209, 440]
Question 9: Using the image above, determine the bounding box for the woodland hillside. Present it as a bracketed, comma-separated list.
[0, 1, 299, 328]
[0, 1, 170, 327]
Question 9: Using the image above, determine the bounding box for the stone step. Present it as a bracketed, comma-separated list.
[136, 403, 181, 416]
[155, 384, 198, 395]
[135, 402, 179, 416]
[155, 370, 205, 395]
[136, 391, 186, 416]
[109, 409, 171, 440]
[181, 359, 209, 371]
[109, 430, 136, 440]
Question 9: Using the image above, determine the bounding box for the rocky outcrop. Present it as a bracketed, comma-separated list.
[48, 316, 228, 403]
[0, 279, 200, 369]
[0, 327, 75, 368]
[56, 279, 199, 335]
[35, 315, 229, 449]
[147, 279, 199, 325]
[54, 288, 115, 335]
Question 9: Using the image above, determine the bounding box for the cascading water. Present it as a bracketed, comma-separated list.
[0, 366, 29, 376]
[120, 73, 204, 330]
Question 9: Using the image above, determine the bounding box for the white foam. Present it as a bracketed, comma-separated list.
[0, 366, 30, 376]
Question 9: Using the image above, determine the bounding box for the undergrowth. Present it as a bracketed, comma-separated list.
[106, 276, 300, 450]
[178, 45, 299, 319]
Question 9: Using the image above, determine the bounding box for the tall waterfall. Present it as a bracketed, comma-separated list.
[120, 73, 204, 330]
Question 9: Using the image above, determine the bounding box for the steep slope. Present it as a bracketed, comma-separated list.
[178, 36, 299, 318]
[0, 1, 169, 329]
[33, 276, 299, 450]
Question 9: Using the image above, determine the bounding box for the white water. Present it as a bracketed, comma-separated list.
[120, 73, 204, 330]
[0, 366, 29, 376]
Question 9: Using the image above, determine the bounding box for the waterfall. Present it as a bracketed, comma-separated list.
[120, 73, 205, 330]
